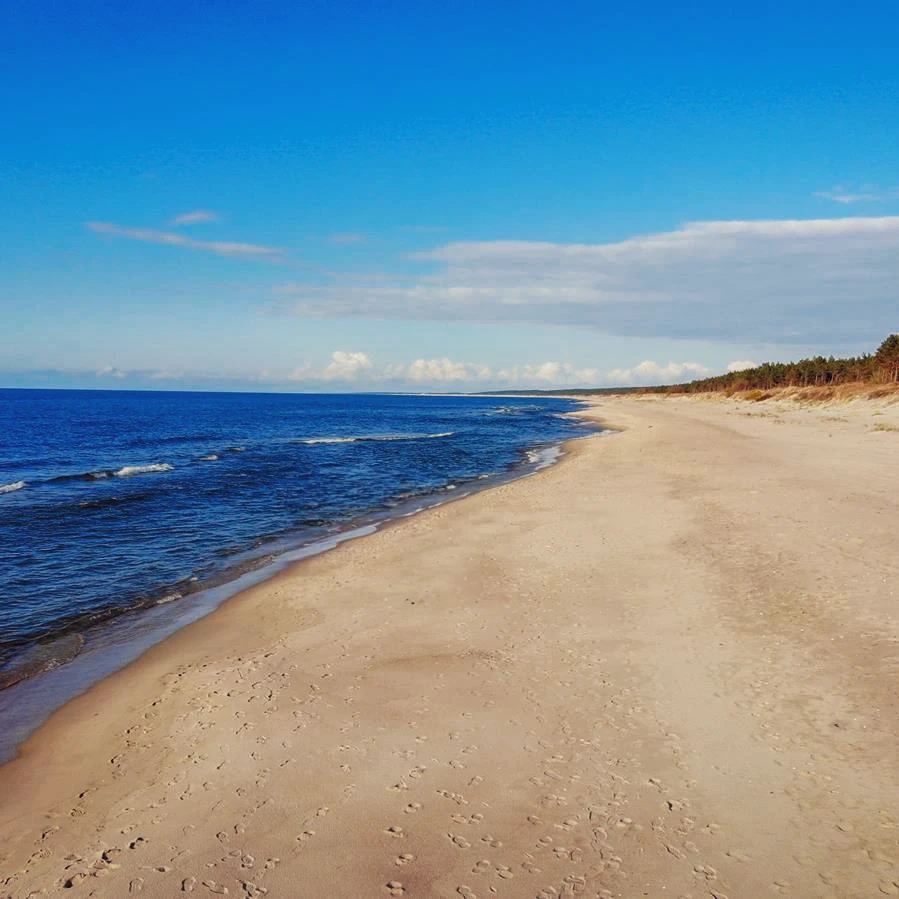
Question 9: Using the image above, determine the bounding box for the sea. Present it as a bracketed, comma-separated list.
[0, 389, 598, 760]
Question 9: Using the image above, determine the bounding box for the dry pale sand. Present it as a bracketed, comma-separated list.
[1, 396, 898, 899]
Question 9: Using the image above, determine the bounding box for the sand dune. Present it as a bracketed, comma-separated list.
[1, 395, 898, 898]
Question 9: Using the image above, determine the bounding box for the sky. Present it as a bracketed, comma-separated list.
[2, 0, 898, 392]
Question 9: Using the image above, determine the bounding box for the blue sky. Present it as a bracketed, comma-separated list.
[3, 0, 898, 391]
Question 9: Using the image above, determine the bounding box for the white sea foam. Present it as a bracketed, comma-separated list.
[114, 463, 174, 477]
[199, 454, 219, 461]
[298, 432, 454, 445]
[0, 480, 26, 494]
[526, 445, 562, 470]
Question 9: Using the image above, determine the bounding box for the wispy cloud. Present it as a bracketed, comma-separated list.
[86, 221, 283, 260]
[96, 365, 127, 379]
[169, 209, 220, 226]
[273, 216, 899, 345]
[328, 232, 365, 244]
[814, 185, 899, 204]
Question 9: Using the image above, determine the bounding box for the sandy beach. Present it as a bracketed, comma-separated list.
[1, 395, 898, 899]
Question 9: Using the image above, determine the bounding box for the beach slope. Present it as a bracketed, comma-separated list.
[1, 396, 898, 898]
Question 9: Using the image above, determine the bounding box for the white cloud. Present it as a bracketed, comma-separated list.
[814, 186, 899, 204]
[407, 358, 492, 382]
[403, 358, 599, 386]
[604, 360, 711, 386]
[271, 353, 602, 387]
[726, 360, 757, 372]
[321, 350, 373, 381]
[274, 216, 899, 345]
[96, 365, 127, 379]
[496, 362, 601, 385]
[170, 210, 220, 226]
[87, 221, 283, 260]
[328, 233, 365, 244]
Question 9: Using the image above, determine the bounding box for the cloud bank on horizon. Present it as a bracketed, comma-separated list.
[85, 351, 735, 390]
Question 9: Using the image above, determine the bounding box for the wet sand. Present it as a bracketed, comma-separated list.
[1, 395, 898, 898]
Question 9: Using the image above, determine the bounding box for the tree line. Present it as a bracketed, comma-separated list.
[664, 334, 899, 394]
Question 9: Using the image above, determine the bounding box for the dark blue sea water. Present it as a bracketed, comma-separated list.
[0, 390, 593, 710]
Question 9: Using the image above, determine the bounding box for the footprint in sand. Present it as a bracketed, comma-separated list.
[447, 833, 472, 849]
[385, 880, 405, 895]
[395, 853, 415, 866]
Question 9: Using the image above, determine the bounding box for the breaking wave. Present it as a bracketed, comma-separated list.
[114, 463, 174, 477]
[297, 432, 454, 445]
[45, 463, 173, 483]
[0, 480, 26, 495]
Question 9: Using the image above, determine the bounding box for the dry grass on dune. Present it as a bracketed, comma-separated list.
[724, 382, 899, 404]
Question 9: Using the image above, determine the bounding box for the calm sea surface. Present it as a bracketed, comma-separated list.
[0, 390, 593, 704]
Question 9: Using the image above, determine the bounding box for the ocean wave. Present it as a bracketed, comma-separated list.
[48, 470, 113, 483]
[297, 432, 454, 445]
[51, 463, 175, 482]
[114, 463, 174, 477]
[525, 445, 562, 469]
[199, 454, 219, 461]
[0, 480, 26, 494]
[77, 492, 152, 510]
[489, 405, 544, 416]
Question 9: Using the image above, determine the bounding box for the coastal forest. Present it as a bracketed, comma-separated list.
[483, 335, 899, 397]
[667, 334, 899, 394]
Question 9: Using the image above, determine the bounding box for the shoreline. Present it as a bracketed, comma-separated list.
[0, 414, 603, 765]
[2, 395, 897, 898]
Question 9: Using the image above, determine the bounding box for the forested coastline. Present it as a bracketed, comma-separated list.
[666, 334, 899, 394]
